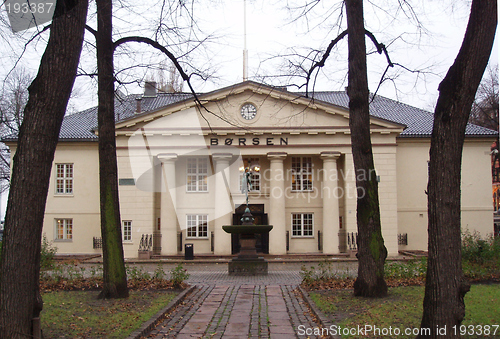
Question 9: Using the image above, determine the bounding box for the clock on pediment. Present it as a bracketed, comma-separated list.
[240, 103, 257, 120]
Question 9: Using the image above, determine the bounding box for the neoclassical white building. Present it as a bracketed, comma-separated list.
[6, 81, 496, 258]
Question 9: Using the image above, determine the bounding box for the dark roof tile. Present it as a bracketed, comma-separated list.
[6, 83, 497, 141]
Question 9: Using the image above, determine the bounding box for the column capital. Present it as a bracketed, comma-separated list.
[157, 153, 178, 163]
[267, 152, 287, 161]
[320, 151, 341, 161]
[212, 153, 233, 162]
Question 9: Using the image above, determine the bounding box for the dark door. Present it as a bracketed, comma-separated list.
[231, 204, 269, 254]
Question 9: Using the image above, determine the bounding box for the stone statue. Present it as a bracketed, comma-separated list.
[241, 167, 252, 206]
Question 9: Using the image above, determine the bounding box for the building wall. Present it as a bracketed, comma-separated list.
[40, 143, 101, 255]
[396, 138, 494, 251]
[6, 87, 494, 259]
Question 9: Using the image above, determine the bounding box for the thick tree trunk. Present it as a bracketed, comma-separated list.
[345, 0, 388, 298]
[96, 0, 129, 299]
[419, 1, 497, 338]
[0, 0, 88, 337]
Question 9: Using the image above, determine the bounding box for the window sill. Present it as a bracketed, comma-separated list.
[290, 236, 314, 239]
[54, 239, 73, 242]
[123, 241, 134, 245]
[54, 194, 74, 197]
[185, 237, 209, 240]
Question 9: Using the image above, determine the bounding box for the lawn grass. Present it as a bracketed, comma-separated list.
[41, 289, 178, 338]
[310, 284, 500, 338]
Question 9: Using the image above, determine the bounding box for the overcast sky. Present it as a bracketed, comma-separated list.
[194, 0, 498, 111]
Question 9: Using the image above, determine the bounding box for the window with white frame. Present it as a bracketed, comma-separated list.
[292, 213, 314, 237]
[55, 218, 73, 240]
[291, 157, 312, 191]
[186, 158, 208, 192]
[122, 220, 132, 242]
[239, 158, 260, 192]
[186, 214, 208, 238]
[56, 163, 73, 194]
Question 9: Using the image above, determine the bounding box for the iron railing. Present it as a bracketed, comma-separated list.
[347, 232, 358, 251]
[398, 233, 408, 246]
[138, 234, 153, 252]
[93, 237, 102, 249]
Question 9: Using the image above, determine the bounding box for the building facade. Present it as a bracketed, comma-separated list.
[6, 81, 496, 258]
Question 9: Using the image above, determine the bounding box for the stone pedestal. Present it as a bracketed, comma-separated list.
[138, 250, 151, 260]
[228, 233, 268, 275]
[222, 222, 273, 276]
[228, 258, 268, 276]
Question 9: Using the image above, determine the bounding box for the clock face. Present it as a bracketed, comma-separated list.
[240, 103, 257, 120]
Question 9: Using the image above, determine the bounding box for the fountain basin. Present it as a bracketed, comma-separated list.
[222, 225, 273, 234]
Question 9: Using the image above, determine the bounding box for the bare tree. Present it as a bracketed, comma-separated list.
[419, 1, 497, 337]
[469, 65, 499, 132]
[299, 0, 392, 297]
[156, 61, 185, 93]
[345, 0, 387, 298]
[0, 69, 32, 193]
[0, 0, 89, 337]
[95, 0, 129, 299]
[89, 0, 206, 298]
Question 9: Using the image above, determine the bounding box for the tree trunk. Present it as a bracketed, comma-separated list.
[96, 0, 129, 299]
[345, 0, 388, 298]
[0, 0, 88, 337]
[419, 1, 497, 337]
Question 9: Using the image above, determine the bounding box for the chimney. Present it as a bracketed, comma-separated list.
[144, 81, 157, 97]
[136, 97, 142, 114]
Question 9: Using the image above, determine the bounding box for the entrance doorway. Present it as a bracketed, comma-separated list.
[231, 204, 269, 254]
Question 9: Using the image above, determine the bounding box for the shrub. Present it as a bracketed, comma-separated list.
[126, 265, 151, 281]
[40, 234, 58, 270]
[462, 230, 500, 265]
[169, 264, 189, 288]
[461, 230, 500, 280]
[385, 258, 427, 279]
[153, 263, 166, 280]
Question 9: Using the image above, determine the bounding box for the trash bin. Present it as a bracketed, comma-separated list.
[185, 243, 194, 260]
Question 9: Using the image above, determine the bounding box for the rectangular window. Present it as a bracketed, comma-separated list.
[56, 163, 73, 194]
[292, 213, 314, 237]
[239, 158, 261, 192]
[55, 218, 73, 240]
[186, 214, 208, 238]
[291, 157, 312, 191]
[186, 158, 208, 192]
[122, 221, 132, 242]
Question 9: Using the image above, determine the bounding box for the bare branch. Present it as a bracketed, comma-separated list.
[305, 30, 347, 96]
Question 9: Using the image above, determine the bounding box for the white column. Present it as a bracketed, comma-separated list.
[267, 152, 287, 255]
[321, 151, 341, 254]
[213, 153, 233, 255]
[158, 154, 178, 255]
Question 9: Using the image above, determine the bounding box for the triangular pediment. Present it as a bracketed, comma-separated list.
[115, 81, 405, 136]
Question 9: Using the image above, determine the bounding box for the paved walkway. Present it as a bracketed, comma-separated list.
[138, 263, 340, 339]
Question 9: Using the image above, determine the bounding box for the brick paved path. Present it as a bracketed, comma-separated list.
[125, 262, 355, 338]
[145, 284, 324, 339]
